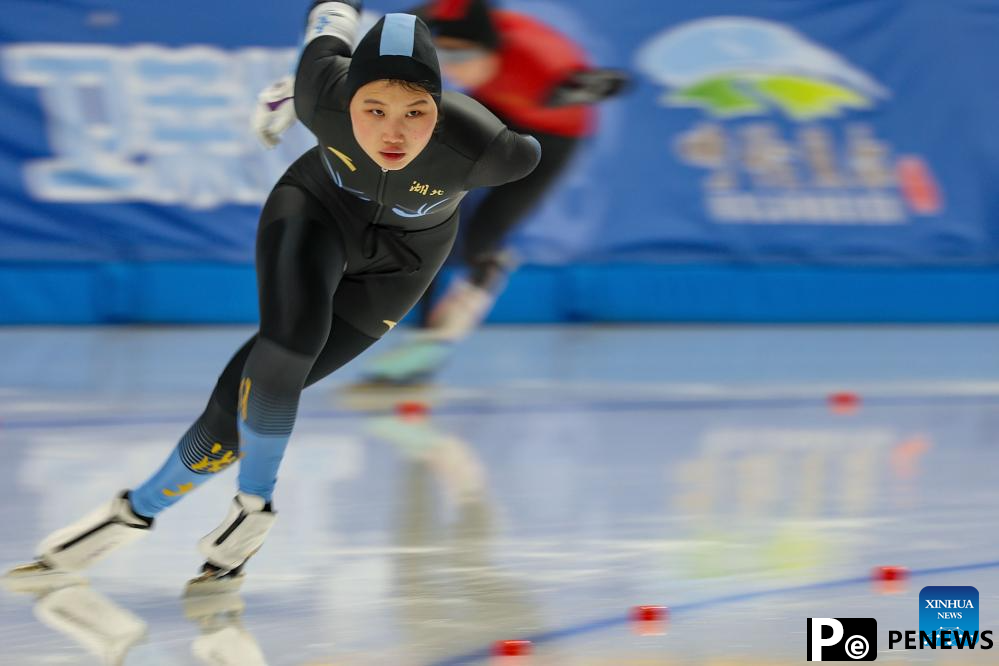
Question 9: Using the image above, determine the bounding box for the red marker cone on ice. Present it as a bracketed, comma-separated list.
[632, 605, 669, 635]
[493, 640, 532, 657]
[395, 400, 430, 420]
[828, 392, 861, 415]
[873, 565, 910, 594]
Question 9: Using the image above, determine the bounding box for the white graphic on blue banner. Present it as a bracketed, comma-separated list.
[3, 44, 313, 209]
[635, 17, 943, 226]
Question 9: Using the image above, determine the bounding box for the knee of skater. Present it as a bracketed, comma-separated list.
[260, 315, 330, 359]
[249, 335, 324, 378]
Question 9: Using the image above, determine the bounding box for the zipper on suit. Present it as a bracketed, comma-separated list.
[372, 167, 388, 225]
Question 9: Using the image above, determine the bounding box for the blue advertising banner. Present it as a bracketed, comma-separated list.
[1, 0, 998, 322]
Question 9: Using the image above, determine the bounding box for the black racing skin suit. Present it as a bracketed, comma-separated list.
[174, 26, 540, 467]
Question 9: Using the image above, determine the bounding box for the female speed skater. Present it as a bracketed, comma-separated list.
[5, 2, 539, 588]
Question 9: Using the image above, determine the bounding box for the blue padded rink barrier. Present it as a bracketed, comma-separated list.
[1, 324, 999, 664]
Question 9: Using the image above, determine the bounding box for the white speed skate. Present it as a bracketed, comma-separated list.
[425, 276, 497, 343]
[5, 491, 153, 578]
[185, 493, 276, 595]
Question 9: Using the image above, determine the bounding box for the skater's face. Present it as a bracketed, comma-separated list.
[349, 79, 438, 171]
[434, 37, 499, 89]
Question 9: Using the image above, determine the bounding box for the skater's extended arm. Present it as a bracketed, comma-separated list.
[295, 1, 363, 130]
[252, 1, 362, 147]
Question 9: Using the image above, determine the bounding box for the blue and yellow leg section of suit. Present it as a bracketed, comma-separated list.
[130, 417, 240, 518]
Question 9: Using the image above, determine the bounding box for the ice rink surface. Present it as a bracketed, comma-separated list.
[1, 325, 998, 665]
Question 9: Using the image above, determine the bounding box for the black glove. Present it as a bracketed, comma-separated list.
[545, 68, 631, 107]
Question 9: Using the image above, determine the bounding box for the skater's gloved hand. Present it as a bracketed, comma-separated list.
[251, 75, 297, 149]
[308, 0, 362, 11]
[464, 249, 518, 292]
[545, 68, 631, 107]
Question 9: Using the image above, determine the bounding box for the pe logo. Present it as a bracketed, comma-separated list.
[807, 618, 877, 661]
[920, 586, 978, 647]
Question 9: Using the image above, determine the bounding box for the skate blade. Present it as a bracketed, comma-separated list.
[3, 561, 88, 594]
[184, 570, 246, 597]
[346, 377, 436, 392]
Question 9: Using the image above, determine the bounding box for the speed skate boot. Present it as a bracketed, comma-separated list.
[5, 491, 152, 579]
[425, 276, 498, 343]
[185, 493, 276, 595]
